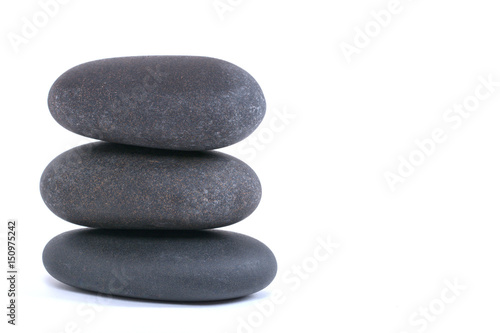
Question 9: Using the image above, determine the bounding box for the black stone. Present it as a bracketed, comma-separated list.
[48, 56, 266, 150]
[40, 142, 261, 229]
[43, 229, 277, 302]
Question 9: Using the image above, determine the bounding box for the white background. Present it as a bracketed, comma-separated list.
[2, 0, 500, 332]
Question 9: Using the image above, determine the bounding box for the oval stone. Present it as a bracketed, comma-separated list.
[43, 229, 277, 302]
[48, 56, 266, 150]
[40, 142, 261, 229]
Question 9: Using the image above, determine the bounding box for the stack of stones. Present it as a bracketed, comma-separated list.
[40, 56, 277, 302]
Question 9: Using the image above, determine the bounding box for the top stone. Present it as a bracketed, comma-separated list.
[48, 56, 266, 150]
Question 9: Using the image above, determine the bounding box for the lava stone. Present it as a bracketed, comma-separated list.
[40, 142, 261, 229]
[48, 56, 266, 150]
[43, 228, 277, 302]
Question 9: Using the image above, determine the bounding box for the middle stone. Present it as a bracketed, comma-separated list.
[40, 142, 262, 230]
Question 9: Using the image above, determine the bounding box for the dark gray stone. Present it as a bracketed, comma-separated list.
[48, 56, 266, 150]
[43, 229, 277, 302]
[40, 142, 261, 229]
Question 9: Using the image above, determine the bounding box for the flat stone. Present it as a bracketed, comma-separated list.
[43, 229, 277, 302]
[40, 142, 261, 229]
[48, 56, 266, 150]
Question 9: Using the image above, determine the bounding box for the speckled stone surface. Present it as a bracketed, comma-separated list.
[43, 228, 277, 302]
[40, 142, 261, 229]
[48, 56, 266, 150]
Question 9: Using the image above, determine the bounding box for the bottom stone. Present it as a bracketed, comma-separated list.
[43, 229, 277, 302]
